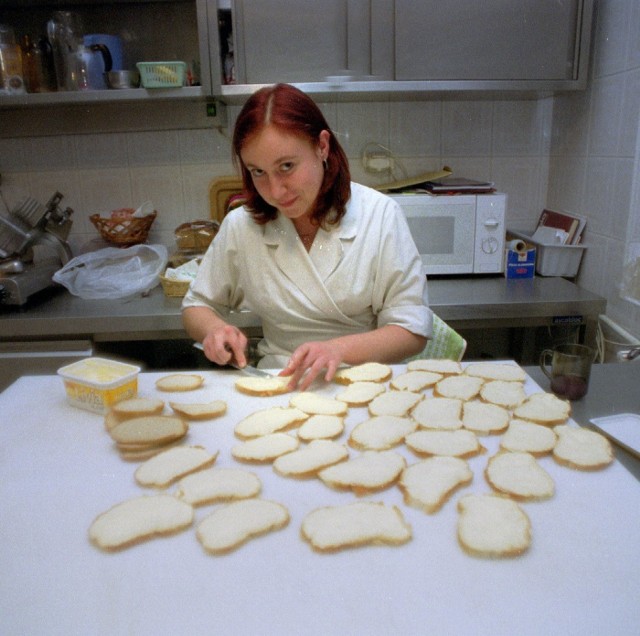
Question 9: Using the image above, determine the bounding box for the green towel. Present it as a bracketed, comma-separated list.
[408, 314, 467, 362]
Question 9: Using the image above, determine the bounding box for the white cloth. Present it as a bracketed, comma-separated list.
[182, 182, 432, 367]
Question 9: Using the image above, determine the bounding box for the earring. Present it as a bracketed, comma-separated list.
[322, 159, 328, 170]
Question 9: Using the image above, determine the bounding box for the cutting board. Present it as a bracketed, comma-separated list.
[1, 364, 638, 636]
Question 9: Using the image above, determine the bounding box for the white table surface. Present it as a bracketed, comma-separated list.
[1, 363, 638, 636]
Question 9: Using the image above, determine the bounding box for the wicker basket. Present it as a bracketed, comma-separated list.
[160, 274, 191, 297]
[90, 212, 157, 246]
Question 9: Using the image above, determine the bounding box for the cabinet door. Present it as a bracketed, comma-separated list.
[233, 0, 382, 84]
[395, 0, 583, 81]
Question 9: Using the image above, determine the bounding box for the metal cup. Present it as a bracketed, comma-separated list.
[539, 343, 595, 400]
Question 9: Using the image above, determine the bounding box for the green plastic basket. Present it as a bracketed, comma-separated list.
[136, 61, 187, 88]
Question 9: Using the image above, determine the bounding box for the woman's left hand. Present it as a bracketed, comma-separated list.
[279, 341, 343, 392]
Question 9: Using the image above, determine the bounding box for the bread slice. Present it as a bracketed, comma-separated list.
[318, 450, 406, 496]
[405, 429, 484, 459]
[479, 380, 527, 409]
[457, 493, 531, 558]
[118, 438, 184, 462]
[500, 420, 557, 455]
[367, 390, 422, 417]
[552, 424, 614, 470]
[289, 392, 348, 416]
[434, 375, 484, 401]
[411, 397, 463, 430]
[231, 433, 300, 463]
[333, 362, 392, 384]
[273, 439, 349, 478]
[109, 415, 188, 447]
[297, 414, 345, 441]
[464, 362, 526, 383]
[348, 415, 417, 451]
[390, 370, 442, 392]
[234, 406, 308, 439]
[399, 457, 473, 514]
[196, 499, 290, 555]
[89, 494, 194, 551]
[169, 400, 227, 421]
[175, 467, 262, 506]
[235, 375, 291, 397]
[462, 401, 510, 435]
[513, 392, 571, 426]
[301, 501, 412, 553]
[407, 359, 462, 375]
[335, 381, 386, 406]
[134, 445, 218, 488]
[111, 397, 165, 418]
[155, 373, 204, 392]
[485, 451, 555, 500]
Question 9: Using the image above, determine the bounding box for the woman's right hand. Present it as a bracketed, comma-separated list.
[201, 324, 248, 368]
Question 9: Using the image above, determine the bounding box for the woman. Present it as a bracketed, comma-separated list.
[182, 83, 432, 390]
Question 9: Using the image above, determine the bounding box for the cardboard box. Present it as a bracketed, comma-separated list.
[504, 246, 536, 279]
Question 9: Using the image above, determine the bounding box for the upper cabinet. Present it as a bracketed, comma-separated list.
[214, 0, 594, 103]
[0, 0, 214, 108]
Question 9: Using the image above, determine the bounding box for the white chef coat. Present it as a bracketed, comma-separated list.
[183, 182, 432, 367]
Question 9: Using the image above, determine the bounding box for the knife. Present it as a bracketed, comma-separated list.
[192, 342, 273, 378]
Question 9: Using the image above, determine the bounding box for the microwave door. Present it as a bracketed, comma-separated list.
[404, 202, 476, 274]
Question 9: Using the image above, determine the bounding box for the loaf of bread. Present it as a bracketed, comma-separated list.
[457, 493, 531, 558]
[552, 424, 613, 470]
[485, 451, 555, 500]
[155, 373, 204, 392]
[434, 375, 484, 401]
[407, 359, 462, 375]
[400, 456, 473, 514]
[405, 429, 484, 459]
[196, 499, 290, 555]
[318, 450, 406, 495]
[231, 433, 300, 463]
[367, 390, 422, 417]
[273, 439, 349, 478]
[234, 375, 290, 397]
[297, 414, 345, 441]
[301, 501, 412, 552]
[169, 400, 227, 421]
[348, 415, 417, 451]
[289, 392, 348, 416]
[234, 406, 308, 439]
[175, 467, 262, 506]
[333, 362, 392, 384]
[500, 420, 557, 455]
[462, 401, 510, 435]
[335, 381, 386, 406]
[411, 397, 463, 430]
[89, 494, 194, 551]
[134, 445, 218, 489]
[390, 370, 442, 392]
[464, 362, 526, 382]
[479, 380, 527, 409]
[513, 392, 571, 426]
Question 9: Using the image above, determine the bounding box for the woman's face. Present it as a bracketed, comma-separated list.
[240, 125, 329, 223]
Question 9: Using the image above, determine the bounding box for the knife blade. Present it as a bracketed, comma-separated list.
[192, 342, 273, 378]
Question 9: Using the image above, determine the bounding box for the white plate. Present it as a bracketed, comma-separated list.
[590, 413, 640, 459]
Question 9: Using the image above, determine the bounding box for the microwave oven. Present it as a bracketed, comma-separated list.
[389, 192, 506, 275]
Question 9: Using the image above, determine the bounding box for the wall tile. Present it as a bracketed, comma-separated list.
[589, 74, 625, 156]
[129, 165, 185, 232]
[336, 101, 389, 158]
[389, 101, 441, 157]
[23, 136, 77, 172]
[0, 138, 28, 173]
[442, 102, 493, 157]
[550, 91, 591, 156]
[493, 101, 545, 156]
[491, 157, 545, 225]
[592, 0, 632, 79]
[126, 130, 182, 167]
[177, 128, 230, 164]
[74, 133, 129, 169]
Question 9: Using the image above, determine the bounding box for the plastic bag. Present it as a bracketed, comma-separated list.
[53, 244, 169, 300]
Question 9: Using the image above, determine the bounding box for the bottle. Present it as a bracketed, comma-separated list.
[21, 34, 40, 93]
[0, 24, 26, 95]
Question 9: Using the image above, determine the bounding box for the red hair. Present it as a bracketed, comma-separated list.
[232, 84, 351, 226]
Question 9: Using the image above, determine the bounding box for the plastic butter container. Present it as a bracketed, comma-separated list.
[58, 357, 140, 414]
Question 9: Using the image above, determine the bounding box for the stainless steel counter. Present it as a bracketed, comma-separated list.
[0, 276, 606, 343]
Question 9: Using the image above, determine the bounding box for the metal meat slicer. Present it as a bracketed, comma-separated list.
[0, 191, 73, 305]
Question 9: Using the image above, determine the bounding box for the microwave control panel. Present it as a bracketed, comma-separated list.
[474, 194, 506, 273]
